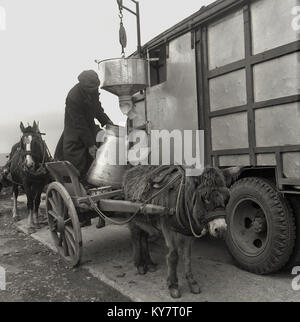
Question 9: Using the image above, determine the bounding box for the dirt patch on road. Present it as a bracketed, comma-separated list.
[0, 192, 130, 302]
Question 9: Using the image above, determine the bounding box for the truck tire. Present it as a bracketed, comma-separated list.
[285, 196, 300, 268]
[226, 177, 296, 274]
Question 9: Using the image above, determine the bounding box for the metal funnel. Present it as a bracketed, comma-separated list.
[98, 58, 148, 96]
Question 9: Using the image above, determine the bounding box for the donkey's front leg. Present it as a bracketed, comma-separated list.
[27, 204, 35, 230]
[182, 237, 201, 294]
[166, 246, 181, 298]
[141, 230, 157, 273]
[129, 223, 146, 275]
[12, 184, 19, 221]
[33, 184, 44, 227]
[162, 222, 181, 298]
[24, 184, 35, 229]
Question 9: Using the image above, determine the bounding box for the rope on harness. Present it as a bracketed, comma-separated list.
[88, 195, 141, 226]
[88, 165, 224, 238]
[185, 191, 207, 239]
[169, 166, 210, 238]
[87, 170, 182, 226]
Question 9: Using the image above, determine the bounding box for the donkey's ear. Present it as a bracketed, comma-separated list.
[222, 167, 241, 188]
[20, 122, 25, 133]
[33, 121, 38, 132]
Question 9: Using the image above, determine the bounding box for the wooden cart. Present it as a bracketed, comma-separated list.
[45, 161, 172, 267]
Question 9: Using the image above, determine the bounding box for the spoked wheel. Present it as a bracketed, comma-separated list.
[46, 182, 82, 267]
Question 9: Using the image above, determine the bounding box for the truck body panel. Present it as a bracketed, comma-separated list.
[133, 0, 300, 190]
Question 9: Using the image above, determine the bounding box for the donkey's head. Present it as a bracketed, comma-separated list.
[20, 121, 45, 171]
[188, 167, 240, 239]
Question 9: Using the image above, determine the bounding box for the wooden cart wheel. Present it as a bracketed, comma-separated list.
[46, 182, 83, 267]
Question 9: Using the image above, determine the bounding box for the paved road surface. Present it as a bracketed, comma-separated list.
[2, 192, 300, 302]
[0, 193, 129, 302]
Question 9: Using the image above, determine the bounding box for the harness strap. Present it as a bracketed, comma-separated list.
[184, 190, 206, 238]
[88, 195, 141, 225]
[89, 166, 226, 236]
[88, 170, 182, 226]
[204, 210, 226, 223]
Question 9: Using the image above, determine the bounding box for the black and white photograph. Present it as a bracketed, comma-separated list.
[0, 0, 300, 309]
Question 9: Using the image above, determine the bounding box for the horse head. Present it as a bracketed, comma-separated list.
[187, 167, 240, 239]
[20, 121, 45, 171]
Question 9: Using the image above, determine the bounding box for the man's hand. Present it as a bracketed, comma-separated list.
[88, 145, 98, 159]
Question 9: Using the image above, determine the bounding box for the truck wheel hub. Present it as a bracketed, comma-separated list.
[252, 214, 267, 234]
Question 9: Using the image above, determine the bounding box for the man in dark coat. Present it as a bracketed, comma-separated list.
[55, 70, 113, 178]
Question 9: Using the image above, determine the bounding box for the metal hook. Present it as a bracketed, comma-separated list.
[117, 0, 123, 9]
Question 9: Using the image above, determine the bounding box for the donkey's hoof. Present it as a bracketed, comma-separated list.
[13, 216, 20, 222]
[190, 283, 201, 294]
[137, 266, 147, 275]
[169, 287, 181, 299]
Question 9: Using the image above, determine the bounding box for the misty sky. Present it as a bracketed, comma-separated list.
[0, 0, 214, 154]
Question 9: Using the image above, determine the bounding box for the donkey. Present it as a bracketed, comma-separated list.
[8, 121, 51, 230]
[123, 165, 240, 298]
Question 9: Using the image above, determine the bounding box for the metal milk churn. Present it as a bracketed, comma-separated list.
[87, 125, 129, 188]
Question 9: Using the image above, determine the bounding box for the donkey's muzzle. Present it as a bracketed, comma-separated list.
[206, 208, 227, 239]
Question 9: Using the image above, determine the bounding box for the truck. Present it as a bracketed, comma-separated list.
[127, 0, 300, 274]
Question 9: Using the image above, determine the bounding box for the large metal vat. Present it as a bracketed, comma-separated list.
[99, 58, 148, 117]
[99, 58, 148, 96]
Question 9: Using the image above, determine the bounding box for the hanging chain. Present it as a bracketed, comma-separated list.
[118, 4, 127, 57]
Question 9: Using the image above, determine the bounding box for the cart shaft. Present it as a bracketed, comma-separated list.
[99, 199, 172, 215]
